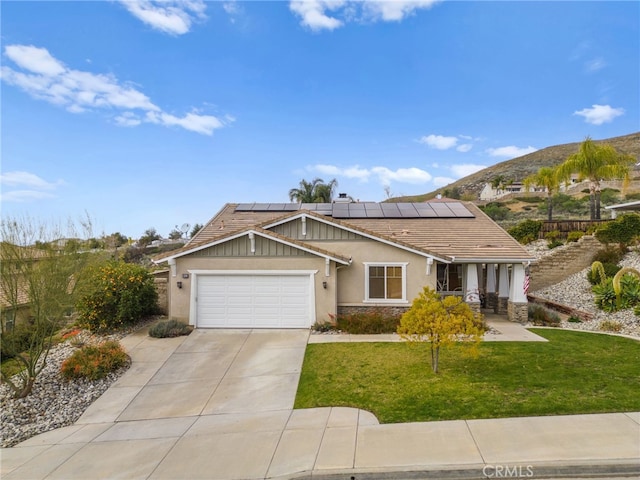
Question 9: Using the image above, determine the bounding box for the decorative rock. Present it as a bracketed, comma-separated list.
[0, 318, 156, 448]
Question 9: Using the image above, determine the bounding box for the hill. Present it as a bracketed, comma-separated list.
[393, 132, 640, 202]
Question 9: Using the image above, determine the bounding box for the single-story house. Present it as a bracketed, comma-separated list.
[154, 200, 535, 329]
[604, 200, 640, 219]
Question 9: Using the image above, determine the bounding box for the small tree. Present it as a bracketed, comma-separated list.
[1, 215, 92, 398]
[138, 228, 160, 247]
[524, 166, 560, 221]
[190, 223, 203, 238]
[397, 287, 484, 373]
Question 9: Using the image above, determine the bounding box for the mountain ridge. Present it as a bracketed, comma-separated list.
[392, 132, 640, 202]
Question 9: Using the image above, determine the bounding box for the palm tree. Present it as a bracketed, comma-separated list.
[288, 178, 338, 203]
[557, 137, 636, 220]
[524, 166, 560, 221]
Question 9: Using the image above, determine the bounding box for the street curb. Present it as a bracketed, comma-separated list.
[287, 461, 640, 479]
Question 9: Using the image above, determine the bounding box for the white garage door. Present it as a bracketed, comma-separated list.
[196, 274, 313, 328]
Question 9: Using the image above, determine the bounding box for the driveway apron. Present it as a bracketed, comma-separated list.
[1, 329, 311, 480]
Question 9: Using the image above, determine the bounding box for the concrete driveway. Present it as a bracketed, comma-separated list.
[2, 327, 639, 480]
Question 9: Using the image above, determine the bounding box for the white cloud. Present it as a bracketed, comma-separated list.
[289, 0, 345, 31]
[1, 171, 63, 190]
[419, 134, 458, 150]
[115, 112, 142, 127]
[585, 57, 606, 73]
[433, 176, 455, 187]
[1, 190, 56, 202]
[363, 0, 439, 22]
[118, 0, 207, 35]
[372, 167, 432, 185]
[4, 44, 65, 76]
[450, 164, 486, 178]
[486, 145, 538, 158]
[289, 0, 440, 31]
[456, 144, 472, 153]
[145, 111, 224, 135]
[0, 171, 64, 203]
[574, 104, 624, 125]
[1, 44, 229, 136]
[308, 164, 431, 185]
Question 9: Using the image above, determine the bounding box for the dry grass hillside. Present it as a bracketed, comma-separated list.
[394, 132, 640, 203]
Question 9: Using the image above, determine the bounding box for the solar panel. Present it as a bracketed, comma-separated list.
[234, 202, 474, 218]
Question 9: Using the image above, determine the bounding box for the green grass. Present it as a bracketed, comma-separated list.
[294, 329, 640, 423]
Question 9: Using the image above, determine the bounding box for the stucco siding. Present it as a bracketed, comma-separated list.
[307, 239, 436, 307]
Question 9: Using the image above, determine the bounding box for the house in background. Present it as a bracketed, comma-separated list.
[604, 200, 640, 219]
[154, 200, 535, 329]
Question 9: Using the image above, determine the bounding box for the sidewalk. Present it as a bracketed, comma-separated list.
[1, 325, 638, 480]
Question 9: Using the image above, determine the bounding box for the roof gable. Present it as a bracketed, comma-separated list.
[156, 227, 351, 265]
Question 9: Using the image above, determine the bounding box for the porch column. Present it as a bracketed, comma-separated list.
[465, 264, 481, 314]
[508, 263, 528, 323]
[495, 264, 509, 314]
[485, 263, 497, 310]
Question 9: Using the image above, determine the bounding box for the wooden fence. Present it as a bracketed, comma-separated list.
[539, 220, 610, 237]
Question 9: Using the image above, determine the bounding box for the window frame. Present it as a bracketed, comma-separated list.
[363, 262, 408, 303]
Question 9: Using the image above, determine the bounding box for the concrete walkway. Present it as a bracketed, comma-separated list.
[1, 326, 638, 480]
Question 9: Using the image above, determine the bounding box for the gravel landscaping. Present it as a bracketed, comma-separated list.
[0, 320, 156, 448]
[526, 240, 640, 338]
[2, 243, 639, 448]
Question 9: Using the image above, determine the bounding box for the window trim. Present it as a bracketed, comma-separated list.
[363, 262, 408, 303]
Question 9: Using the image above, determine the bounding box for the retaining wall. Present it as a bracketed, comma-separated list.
[530, 235, 603, 292]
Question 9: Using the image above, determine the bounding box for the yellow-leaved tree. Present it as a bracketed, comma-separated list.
[397, 287, 485, 374]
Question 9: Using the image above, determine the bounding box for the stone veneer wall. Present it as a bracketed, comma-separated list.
[494, 297, 508, 315]
[508, 301, 528, 324]
[154, 278, 168, 315]
[337, 305, 409, 318]
[529, 235, 603, 292]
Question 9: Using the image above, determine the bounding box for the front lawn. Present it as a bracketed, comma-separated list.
[294, 329, 640, 423]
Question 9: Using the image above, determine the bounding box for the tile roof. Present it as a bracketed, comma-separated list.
[156, 202, 534, 263]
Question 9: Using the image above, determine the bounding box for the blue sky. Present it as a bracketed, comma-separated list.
[2, 1, 638, 240]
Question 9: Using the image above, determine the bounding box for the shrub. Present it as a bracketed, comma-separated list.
[515, 196, 544, 203]
[593, 279, 617, 313]
[598, 320, 622, 333]
[566, 231, 584, 243]
[614, 271, 640, 310]
[335, 309, 401, 334]
[61, 341, 129, 380]
[148, 319, 192, 338]
[76, 261, 158, 332]
[567, 316, 582, 323]
[625, 192, 640, 201]
[479, 202, 511, 221]
[595, 213, 640, 249]
[547, 240, 564, 249]
[587, 263, 621, 285]
[592, 247, 624, 265]
[527, 304, 560, 326]
[508, 220, 542, 244]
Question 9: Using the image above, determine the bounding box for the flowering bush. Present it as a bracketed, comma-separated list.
[60, 341, 129, 380]
[76, 261, 158, 332]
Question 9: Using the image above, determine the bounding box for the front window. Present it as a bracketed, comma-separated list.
[365, 263, 406, 301]
[436, 264, 463, 294]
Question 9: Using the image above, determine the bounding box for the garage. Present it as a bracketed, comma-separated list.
[194, 272, 314, 328]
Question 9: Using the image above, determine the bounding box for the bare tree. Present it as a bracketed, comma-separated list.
[1, 215, 92, 398]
